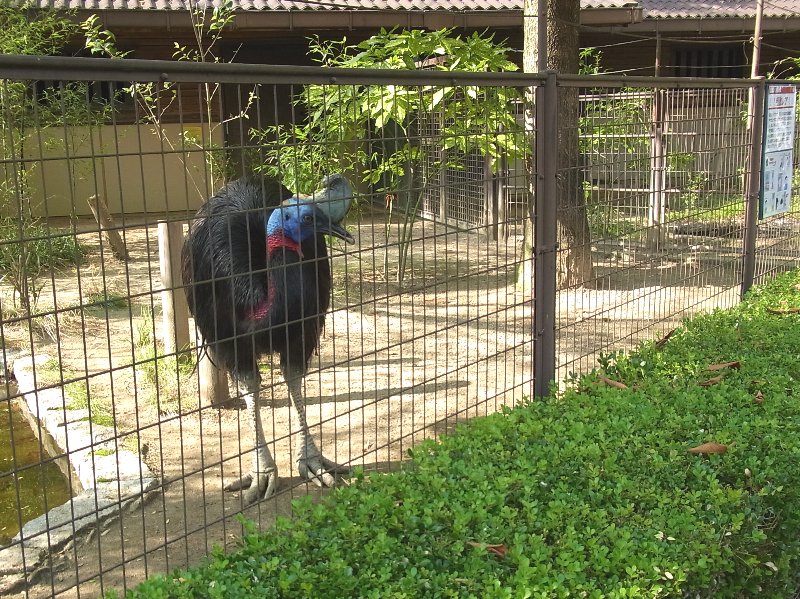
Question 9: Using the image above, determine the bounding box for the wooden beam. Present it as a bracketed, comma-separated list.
[87, 194, 128, 261]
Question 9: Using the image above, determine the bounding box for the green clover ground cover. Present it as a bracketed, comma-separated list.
[123, 270, 800, 598]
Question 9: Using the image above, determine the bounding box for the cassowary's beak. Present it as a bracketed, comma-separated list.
[316, 212, 355, 244]
[300, 174, 354, 224]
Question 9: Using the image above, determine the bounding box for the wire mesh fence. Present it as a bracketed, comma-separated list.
[557, 81, 760, 381]
[0, 55, 797, 598]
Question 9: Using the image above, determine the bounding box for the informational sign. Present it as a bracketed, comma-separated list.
[760, 84, 796, 219]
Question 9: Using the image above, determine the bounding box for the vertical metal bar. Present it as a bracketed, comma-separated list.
[742, 78, 766, 297]
[534, 71, 557, 398]
[751, 0, 765, 79]
[647, 88, 665, 250]
[485, 154, 498, 240]
[498, 144, 508, 241]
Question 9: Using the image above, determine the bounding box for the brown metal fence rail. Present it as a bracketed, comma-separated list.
[0, 55, 796, 597]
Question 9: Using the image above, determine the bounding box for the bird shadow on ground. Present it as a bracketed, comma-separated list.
[259, 378, 472, 408]
[316, 356, 422, 369]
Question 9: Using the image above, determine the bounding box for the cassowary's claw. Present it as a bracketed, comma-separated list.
[297, 455, 348, 488]
[225, 470, 279, 504]
[224, 473, 252, 492]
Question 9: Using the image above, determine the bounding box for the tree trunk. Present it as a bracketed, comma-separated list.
[516, 0, 540, 293]
[519, 0, 595, 291]
[550, 0, 594, 288]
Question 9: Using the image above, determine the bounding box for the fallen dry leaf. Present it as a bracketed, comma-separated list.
[793, 283, 800, 291]
[598, 375, 627, 389]
[753, 390, 764, 405]
[706, 361, 741, 371]
[767, 307, 800, 315]
[655, 329, 676, 348]
[688, 442, 730, 455]
[466, 541, 507, 558]
[699, 373, 725, 387]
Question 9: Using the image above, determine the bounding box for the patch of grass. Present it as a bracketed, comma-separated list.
[121, 270, 800, 597]
[585, 201, 639, 240]
[64, 379, 89, 411]
[83, 290, 129, 312]
[120, 434, 145, 456]
[257, 363, 273, 376]
[669, 199, 746, 223]
[134, 306, 197, 415]
[37, 357, 114, 427]
[92, 448, 116, 457]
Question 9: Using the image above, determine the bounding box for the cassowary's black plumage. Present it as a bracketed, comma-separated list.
[183, 176, 329, 377]
[182, 174, 354, 503]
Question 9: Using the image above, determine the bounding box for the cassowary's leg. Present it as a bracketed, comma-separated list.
[224, 370, 278, 503]
[284, 372, 345, 487]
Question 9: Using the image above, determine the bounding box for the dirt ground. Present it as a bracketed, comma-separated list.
[3, 206, 797, 598]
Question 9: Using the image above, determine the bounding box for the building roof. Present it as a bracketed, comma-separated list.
[642, 0, 800, 19]
[23, 0, 800, 17]
[29, 0, 639, 11]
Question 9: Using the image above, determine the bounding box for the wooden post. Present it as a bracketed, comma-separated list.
[87, 194, 128, 261]
[158, 220, 190, 356]
[198, 345, 229, 408]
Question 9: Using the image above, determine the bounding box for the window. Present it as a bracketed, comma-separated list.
[673, 46, 745, 78]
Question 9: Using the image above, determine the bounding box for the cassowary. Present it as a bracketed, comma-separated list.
[182, 174, 354, 504]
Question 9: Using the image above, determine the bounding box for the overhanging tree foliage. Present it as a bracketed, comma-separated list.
[0, 3, 105, 313]
[253, 28, 526, 284]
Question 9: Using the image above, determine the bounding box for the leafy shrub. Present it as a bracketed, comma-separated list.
[122, 270, 800, 598]
[0, 218, 84, 311]
[0, 219, 84, 273]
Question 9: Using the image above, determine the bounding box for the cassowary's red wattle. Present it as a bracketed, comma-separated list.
[245, 233, 303, 321]
[267, 232, 303, 257]
[244, 283, 274, 321]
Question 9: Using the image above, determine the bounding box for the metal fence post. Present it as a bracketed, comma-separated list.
[741, 78, 766, 297]
[534, 71, 558, 398]
[646, 89, 666, 250]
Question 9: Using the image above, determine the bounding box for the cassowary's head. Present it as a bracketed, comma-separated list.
[266, 199, 354, 245]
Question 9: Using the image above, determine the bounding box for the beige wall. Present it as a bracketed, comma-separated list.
[24, 123, 224, 218]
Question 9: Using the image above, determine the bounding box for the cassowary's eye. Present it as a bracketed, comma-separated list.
[302, 214, 313, 224]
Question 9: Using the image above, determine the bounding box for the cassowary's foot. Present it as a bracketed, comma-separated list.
[224, 469, 278, 504]
[297, 453, 348, 488]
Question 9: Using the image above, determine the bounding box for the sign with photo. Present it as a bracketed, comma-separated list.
[760, 84, 796, 219]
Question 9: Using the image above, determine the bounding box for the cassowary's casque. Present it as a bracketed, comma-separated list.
[182, 174, 354, 503]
